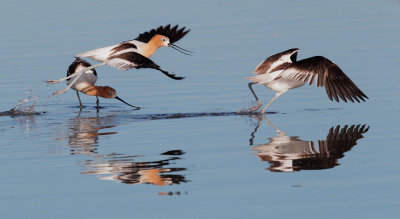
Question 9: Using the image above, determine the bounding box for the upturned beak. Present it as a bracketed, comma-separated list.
[115, 96, 140, 110]
[169, 43, 194, 56]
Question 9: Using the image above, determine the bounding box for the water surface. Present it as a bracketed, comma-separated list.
[1, 0, 399, 218]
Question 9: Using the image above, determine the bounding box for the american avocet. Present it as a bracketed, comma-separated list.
[67, 57, 139, 110]
[247, 48, 368, 113]
[47, 24, 192, 95]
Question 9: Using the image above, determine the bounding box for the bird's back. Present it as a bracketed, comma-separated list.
[67, 58, 98, 91]
[76, 40, 143, 63]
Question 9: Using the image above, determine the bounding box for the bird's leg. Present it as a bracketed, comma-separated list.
[249, 116, 262, 145]
[76, 91, 83, 110]
[50, 63, 106, 96]
[260, 92, 285, 114]
[248, 83, 262, 112]
[46, 63, 105, 84]
[96, 96, 100, 111]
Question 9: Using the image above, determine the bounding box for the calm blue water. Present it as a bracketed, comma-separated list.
[1, 0, 399, 218]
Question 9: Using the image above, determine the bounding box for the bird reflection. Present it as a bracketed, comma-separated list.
[81, 152, 188, 186]
[64, 113, 188, 186]
[67, 114, 117, 154]
[249, 115, 369, 172]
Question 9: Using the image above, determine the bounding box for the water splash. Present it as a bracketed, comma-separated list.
[0, 89, 43, 116]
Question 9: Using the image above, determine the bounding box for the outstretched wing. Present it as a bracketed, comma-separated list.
[318, 124, 369, 154]
[275, 56, 368, 102]
[106, 52, 158, 70]
[106, 52, 184, 80]
[135, 24, 190, 43]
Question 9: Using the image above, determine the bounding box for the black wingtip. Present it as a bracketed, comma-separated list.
[157, 67, 185, 80]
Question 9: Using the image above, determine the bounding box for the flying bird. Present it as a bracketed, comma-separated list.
[47, 24, 192, 95]
[247, 48, 368, 113]
[66, 57, 139, 110]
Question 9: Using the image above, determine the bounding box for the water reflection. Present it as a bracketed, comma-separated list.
[249, 115, 369, 172]
[66, 114, 118, 154]
[63, 113, 188, 187]
[81, 152, 188, 186]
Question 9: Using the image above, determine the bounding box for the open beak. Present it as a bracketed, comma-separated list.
[115, 96, 140, 110]
[169, 43, 193, 56]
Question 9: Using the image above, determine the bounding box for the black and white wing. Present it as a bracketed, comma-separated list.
[106, 52, 158, 70]
[106, 52, 184, 80]
[67, 57, 97, 81]
[254, 48, 299, 74]
[276, 56, 368, 102]
[318, 124, 369, 155]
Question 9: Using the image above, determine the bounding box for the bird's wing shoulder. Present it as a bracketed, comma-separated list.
[253, 49, 299, 75]
[253, 54, 281, 75]
[67, 58, 97, 79]
[109, 41, 139, 56]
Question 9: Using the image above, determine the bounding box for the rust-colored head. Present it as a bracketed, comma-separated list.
[96, 86, 117, 98]
[149, 34, 170, 48]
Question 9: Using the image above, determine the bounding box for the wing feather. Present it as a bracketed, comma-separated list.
[106, 52, 161, 71]
[135, 24, 190, 43]
[276, 56, 368, 102]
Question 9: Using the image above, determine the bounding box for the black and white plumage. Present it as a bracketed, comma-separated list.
[75, 24, 191, 78]
[247, 48, 368, 113]
[66, 57, 139, 110]
[47, 24, 191, 96]
[67, 58, 98, 109]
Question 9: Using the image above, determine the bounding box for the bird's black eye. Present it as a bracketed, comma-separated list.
[162, 38, 166, 42]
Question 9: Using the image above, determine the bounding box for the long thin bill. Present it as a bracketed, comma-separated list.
[170, 43, 193, 55]
[115, 96, 140, 110]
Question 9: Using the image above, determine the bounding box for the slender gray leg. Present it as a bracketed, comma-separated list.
[96, 96, 100, 109]
[249, 117, 262, 145]
[76, 91, 83, 110]
[248, 83, 262, 112]
[260, 92, 286, 114]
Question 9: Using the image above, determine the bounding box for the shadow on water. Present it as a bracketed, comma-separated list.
[59, 112, 189, 193]
[124, 110, 279, 121]
[248, 114, 369, 172]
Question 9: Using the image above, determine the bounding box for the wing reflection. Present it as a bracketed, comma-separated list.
[63, 113, 188, 186]
[249, 115, 369, 172]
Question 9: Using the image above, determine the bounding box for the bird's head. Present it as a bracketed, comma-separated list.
[151, 34, 170, 48]
[149, 34, 192, 55]
[101, 86, 117, 98]
[99, 86, 140, 109]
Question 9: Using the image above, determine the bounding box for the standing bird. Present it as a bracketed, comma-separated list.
[47, 24, 192, 95]
[67, 57, 139, 110]
[247, 48, 368, 113]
